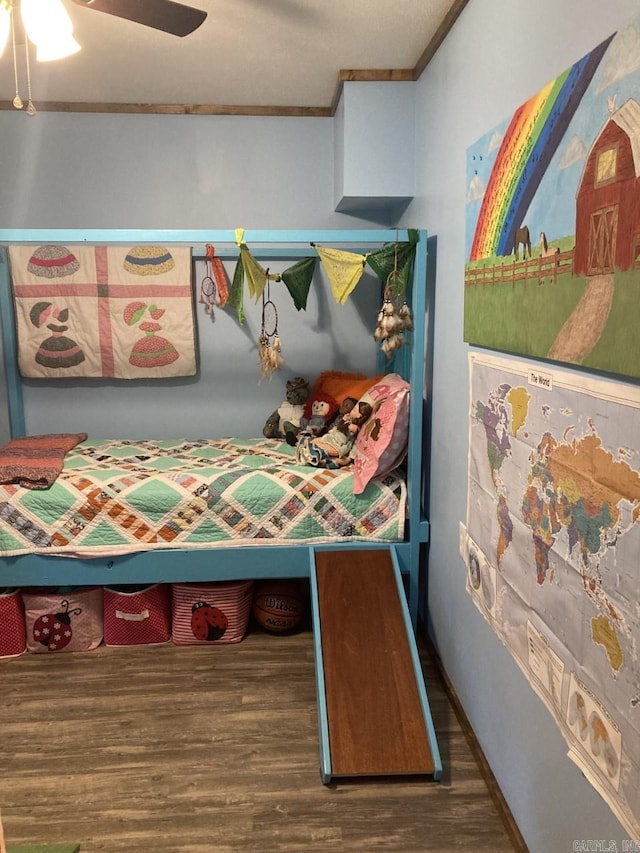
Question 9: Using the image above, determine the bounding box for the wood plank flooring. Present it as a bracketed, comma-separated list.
[0, 625, 523, 852]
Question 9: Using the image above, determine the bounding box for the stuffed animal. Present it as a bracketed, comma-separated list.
[295, 399, 373, 469]
[263, 377, 310, 439]
[284, 390, 339, 446]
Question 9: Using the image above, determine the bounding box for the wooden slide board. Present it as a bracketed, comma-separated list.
[311, 548, 442, 783]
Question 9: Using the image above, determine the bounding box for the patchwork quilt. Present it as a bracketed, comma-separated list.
[0, 438, 406, 558]
[9, 244, 196, 379]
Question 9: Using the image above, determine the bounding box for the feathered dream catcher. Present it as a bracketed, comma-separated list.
[258, 277, 284, 380]
[367, 232, 417, 359]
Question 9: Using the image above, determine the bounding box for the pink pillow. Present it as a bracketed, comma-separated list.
[352, 374, 410, 494]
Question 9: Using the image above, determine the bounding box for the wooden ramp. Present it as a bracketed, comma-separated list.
[311, 548, 442, 783]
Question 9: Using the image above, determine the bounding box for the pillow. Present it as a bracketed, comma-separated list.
[351, 374, 410, 495]
[312, 370, 383, 407]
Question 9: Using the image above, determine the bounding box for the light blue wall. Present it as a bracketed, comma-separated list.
[0, 113, 383, 438]
[0, 2, 638, 846]
[404, 0, 638, 850]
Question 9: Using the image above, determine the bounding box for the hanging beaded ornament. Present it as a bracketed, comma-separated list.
[258, 275, 284, 380]
[373, 242, 414, 358]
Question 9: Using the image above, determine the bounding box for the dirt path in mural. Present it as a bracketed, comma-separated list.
[547, 273, 614, 363]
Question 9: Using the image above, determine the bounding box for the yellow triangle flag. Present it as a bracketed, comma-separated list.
[315, 245, 368, 304]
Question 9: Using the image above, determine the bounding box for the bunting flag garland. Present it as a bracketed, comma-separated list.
[314, 244, 368, 305]
[279, 256, 316, 311]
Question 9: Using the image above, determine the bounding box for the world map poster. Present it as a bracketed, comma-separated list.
[464, 15, 640, 379]
[463, 352, 640, 837]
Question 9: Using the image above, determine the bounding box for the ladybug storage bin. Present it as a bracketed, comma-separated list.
[171, 580, 254, 646]
[0, 588, 27, 658]
[23, 587, 103, 653]
[104, 584, 171, 647]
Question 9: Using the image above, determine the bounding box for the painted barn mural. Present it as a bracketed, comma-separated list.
[464, 17, 640, 380]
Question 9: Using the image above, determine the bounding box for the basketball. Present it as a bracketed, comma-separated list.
[252, 580, 305, 634]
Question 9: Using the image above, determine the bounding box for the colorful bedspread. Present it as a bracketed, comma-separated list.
[0, 438, 406, 557]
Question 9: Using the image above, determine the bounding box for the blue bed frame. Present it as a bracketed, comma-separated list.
[0, 228, 430, 629]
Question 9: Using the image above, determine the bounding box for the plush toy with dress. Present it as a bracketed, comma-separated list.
[295, 398, 373, 468]
[263, 376, 310, 439]
[284, 390, 339, 446]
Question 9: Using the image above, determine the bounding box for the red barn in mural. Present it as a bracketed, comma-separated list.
[573, 98, 640, 276]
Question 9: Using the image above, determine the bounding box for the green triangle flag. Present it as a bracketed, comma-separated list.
[280, 256, 316, 311]
[227, 254, 245, 324]
[366, 231, 418, 296]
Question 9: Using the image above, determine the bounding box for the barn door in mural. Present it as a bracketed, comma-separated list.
[587, 205, 618, 276]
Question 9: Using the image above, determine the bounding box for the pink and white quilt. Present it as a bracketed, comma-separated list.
[9, 244, 196, 379]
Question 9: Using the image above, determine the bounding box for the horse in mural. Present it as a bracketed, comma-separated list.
[538, 231, 560, 258]
[513, 225, 531, 260]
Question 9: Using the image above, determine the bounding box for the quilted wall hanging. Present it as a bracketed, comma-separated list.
[9, 244, 197, 379]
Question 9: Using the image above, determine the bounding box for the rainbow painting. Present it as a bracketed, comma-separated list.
[469, 33, 613, 261]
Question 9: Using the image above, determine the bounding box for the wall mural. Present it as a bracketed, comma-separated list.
[464, 15, 640, 380]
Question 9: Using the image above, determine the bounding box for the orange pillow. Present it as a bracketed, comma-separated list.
[312, 370, 383, 406]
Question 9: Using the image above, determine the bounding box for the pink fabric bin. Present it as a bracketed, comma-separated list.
[171, 580, 254, 645]
[0, 588, 27, 658]
[23, 587, 103, 653]
[104, 584, 172, 647]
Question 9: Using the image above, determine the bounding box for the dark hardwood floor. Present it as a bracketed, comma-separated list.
[1, 624, 523, 852]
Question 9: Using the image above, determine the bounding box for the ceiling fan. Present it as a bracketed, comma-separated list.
[70, 0, 207, 37]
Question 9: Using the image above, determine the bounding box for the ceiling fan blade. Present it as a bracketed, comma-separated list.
[71, 0, 207, 37]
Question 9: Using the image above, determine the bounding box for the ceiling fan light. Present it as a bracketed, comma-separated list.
[35, 33, 81, 62]
[21, 0, 82, 61]
[0, 1, 10, 59]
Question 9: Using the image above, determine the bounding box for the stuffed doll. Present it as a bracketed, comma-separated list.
[284, 390, 339, 446]
[263, 377, 310, 439]
[295, 399, 373, 468]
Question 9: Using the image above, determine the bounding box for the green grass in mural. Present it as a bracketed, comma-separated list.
[464, 259, 640, 378]
[583, 269, 640, 376]
[463, 271, 587, 356]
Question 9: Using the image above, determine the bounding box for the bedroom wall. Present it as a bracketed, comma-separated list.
[404, 0, 638, 850]
[0, 113, 383, 439]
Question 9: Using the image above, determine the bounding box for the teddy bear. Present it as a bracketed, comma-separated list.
[262, 376, 310, 439]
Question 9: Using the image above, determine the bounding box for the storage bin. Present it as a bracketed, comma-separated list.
[0, 587, 27, 658]
[171, 580, 254, 645]
[104, 583, 171, 647]
[23, 586, 103, 653]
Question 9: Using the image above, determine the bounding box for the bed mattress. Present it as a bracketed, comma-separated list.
[0, 438, 406, 558]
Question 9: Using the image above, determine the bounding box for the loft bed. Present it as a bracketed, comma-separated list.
[0, 228, 430, 627]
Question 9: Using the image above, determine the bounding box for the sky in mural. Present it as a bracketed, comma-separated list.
[465, 19, 640, 261]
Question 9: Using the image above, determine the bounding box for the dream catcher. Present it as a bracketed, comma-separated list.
[258, 274, 284, 380]
[199, 244, 229, 317]
[373, 242, 414, 359]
